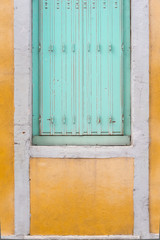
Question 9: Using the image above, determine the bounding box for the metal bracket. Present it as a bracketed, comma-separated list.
[62, 44, 66, 52]
[48, 45, 54, 52]
[97, 116, 101, 124]
[108, 44, 112, 52]
[38, 43, 41, 52]
[121, 43, 124, 51]
[47, 117, 55, 125]
[72, 44, 75, 52]
[39, 115, 41, 123]
[51, 117, 55, 124]
[109, 117, 116, 124]
[87, 43, 90, 52]
[122, 114, 124, 122]
[97, 44, 101, 52]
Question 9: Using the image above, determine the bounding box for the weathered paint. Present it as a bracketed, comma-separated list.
[0, 0, 157, 237]
[14, 0, 149, 236]
[32, 135, 130, 146]
[150, 0, 160, 233]
[0, 0, 14, 235]
[33, 0, 131, 138]
[30, 158, 134, 235]
[13, 0, 151, 237]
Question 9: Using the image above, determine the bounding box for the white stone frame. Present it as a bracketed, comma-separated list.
[13, 0, 152, 239]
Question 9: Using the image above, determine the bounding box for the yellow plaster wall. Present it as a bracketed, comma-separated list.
[150, 0, 160, 233]
[1, 0, 159, 236]
[30, 158, 134, 235]
[0, 0, 14, 235]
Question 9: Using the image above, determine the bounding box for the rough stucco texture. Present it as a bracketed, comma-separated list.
[150, 0, 160, 233]
[30, 158, 134, 235]
[0, 0, 14, 235]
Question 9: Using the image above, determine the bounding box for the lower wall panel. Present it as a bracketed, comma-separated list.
[30, 158, 134, 235]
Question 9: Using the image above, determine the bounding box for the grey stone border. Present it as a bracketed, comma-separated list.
[14, 0, 149, 238]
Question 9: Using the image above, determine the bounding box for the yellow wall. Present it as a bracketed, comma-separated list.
[29, 1, 160, 236]
[0, 0, 160, 236]
[28, 1, 160, 236]
[0, 0, 14, 235]
[30, 158, 134, 235]
[150, 0, 160, 233]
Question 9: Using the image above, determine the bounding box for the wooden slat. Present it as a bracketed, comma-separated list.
[38, 0, 129, 137]
[33, 135, 131, 146]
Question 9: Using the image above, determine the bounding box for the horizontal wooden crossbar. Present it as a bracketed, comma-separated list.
[32, 136, 131, 146]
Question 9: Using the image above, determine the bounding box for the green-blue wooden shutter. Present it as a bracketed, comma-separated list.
[38, 0, 128, 136]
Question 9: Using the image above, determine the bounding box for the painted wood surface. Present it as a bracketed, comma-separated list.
[33, 0, 130, 137]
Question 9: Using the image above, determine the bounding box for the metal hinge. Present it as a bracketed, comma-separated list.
[38, 43, 41, 52]
[97, 116, 101, 124]
[47, 117, 55, 124]
[48, 45, 54, 53]
[62, 44, 66, 52]
[108, 44, 112, 52]
[97, 44, 101, 52]
[39, 115, 42, 135]
[87, 43, 90, 52]
[122, 114, 124, 122]
[39, 115, 41, 123]
[121, 43, 124, 51]
[109, 117, 116, 124]
[72, 44, 75, 52]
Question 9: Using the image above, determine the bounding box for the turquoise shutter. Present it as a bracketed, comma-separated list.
[39, 0, 125, 136]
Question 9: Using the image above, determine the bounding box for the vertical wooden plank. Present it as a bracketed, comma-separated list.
[112, 0, 122, 134]
[91, 0, 97, 134]
[32, 0, 39, 136]
[54, 0, 62, 134]
[101, 0, 109, 134]
[108, 0, 113, 135]
[84, 1, 92, 135]
[43, 0, 52, 134]
[39, 0, 52, 135]
[79, 0, 83, 135]
[66, 0, 72, 134]
[39, 0, 43, 135]
[72, 0, 76, 135]
[97, 0, 101, 134]
[75, 0, 79, 134]
[123, 0, 131, 136]
[83, 0, 87, 134]
[87, 0, 92, 135]
[61, 0, 66, 135]
[50, 0, 54, 134]
[120, 0, 124, 134]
